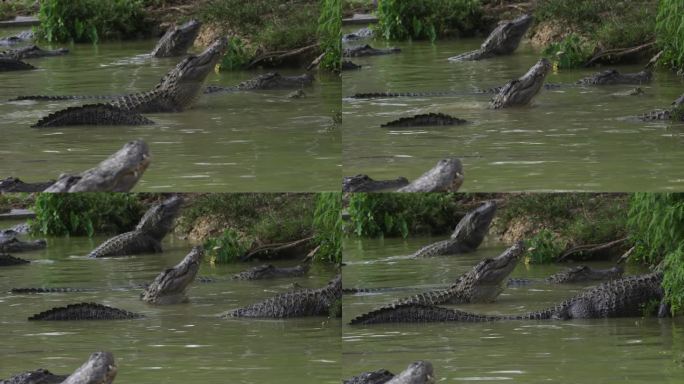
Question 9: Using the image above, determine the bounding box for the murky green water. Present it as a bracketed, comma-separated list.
[342, 32, 684, 191]
[0, 220, 340, 383]
[0, 31, 341, 192]
[342, 237, 684, 383]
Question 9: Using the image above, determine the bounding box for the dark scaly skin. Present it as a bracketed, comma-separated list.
[0, 238, 47, 253]
[0, 177, 54, 192]
[576, 69, 652, 85]
[61, 352, 117, 384]
[342, 60, 362, 71]
[344, 369, 394, 384]
[380, 113, 468, 128]
[507, 265, 624, 286]
[32, 105, 154, 128]
[448, 14, 533, 62]
[11, 287, 94, 294]
[342, 175, 410, 193]
[0, 30, 33, 46]
[0, 254, 30, 266]
[88, 195, 183, 258]
[223, 274, 341, 318]
[639, 92, 684, 121]
[28, 303, 143, 321]
[410, 201, 497, 257]
[232, 257, 312, 280]
[0, 45, 68, 60]
[0, 369, 67, 384]
[151, 19, 201, 57]
[0, 58, 34, 71]
[344, 44, 401, 57]
[342, 27, 374, 43]
[204, 72, 315, 94]
[346, 362, 435, 384]
[490, 58, 551, 109]
[141, 247, 203, 304]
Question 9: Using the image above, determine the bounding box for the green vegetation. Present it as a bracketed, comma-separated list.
[313, 193, 342, 263]
[656, 0, 684, 72]
[525, 228, 566, 264]
[342, 0, 374, 17]
[218, 37, 252, 71]
[318, 0, 342, 71]
[37, 0, 150, 43]
[628, 193, 684, 314]
[204, 228, 251, 264]
[542, 34, 591, 70]
[31, 193, 143, 236]
[0, 0, 35, 21]
[0, 193, 32, 213]
[376, 0, 483, 41]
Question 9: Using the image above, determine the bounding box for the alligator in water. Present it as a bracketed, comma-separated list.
[222, 274, 341, 318]
[141, 246, 203, 304]
[88, 195, 183, 258]
[343, 158, 464, 193]
[0, 45, 68, 60]
[344, 44, 401, 57]
[577, 69, 652, 85]
[0, 253, 30, 266]
[27, 37, 228, 127]
[410, 201, 497, 257]
[204, 72, 315, 94]
[381, 113, 468, 128]
[448, 14, 533, 62]
[28, 302, 143, 321]
[232, 256, 312, 280]
[342, 60, 362, 70]
[0, 30, 34, 46]
[350, 272, 665, 325]
[0, 237, 46, 253]
[639, 92, 684, 121]
[345, 361, 435, 384]
[612, 87, 644, 97]
[2, 140, 151, 192]
[151, 19, 201, 57]
[490, 58, 551, 109]
[1, 351, 116, 384]
[0, 57, 35, 71]
[0, 368, 67, 384]
[342, 27, 374, 43]
[507, 265, 624, 286]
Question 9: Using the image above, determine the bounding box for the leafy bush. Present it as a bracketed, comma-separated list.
[218, 37, 252, 71]
[525, 229, 566, 264]
[313, 192, 342, 263]
[542, 34, 591, 69]
[376, 0, 483, 41]
[37, 0, 150, 43]
[0, 0, 35, 21]
[656, 0, 684, 72]
[204, 228, 251, 264]
[31, 193, 143, 236]
[318, 0, 341, 71]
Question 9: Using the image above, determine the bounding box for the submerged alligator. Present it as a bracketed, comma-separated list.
[345, 361, 435, 384]
[350, 272, 665, 325]
[507, 265, 624, 286]
[141, 246, 203, 304]
[342, 60, 362, 70]
[410, 201, 496, 257]
[0, 57, 34, 71]
[1, 140, 151, 193]
[576, 69, 652, 85]
[0, 368, 67, 384]
[639, 92, 684, 121]
[344, 44, 401, 57]
[88, 195, 183, 258]
[222, 274, 341, 318]
[28, 302, 143, 321]
[342, 27, 374, 43]
[343, 158, 464, 193]
[27, 37, 228, 127]
[0, 253, 30, 266]
[151, 19, 201, 57]
[232, 256, 312, 280]
[0, 237, 46, 253]
[490, 58, 551, 109]
[0, 30, 33, 46]
[448, 14, 533, 62]
[204, 72, 314, 94]
[1, 351, 116, 384]
[0, 45, 68, 60]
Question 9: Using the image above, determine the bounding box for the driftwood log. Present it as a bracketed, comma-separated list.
[557, 238, 629, 262]
[240, 237, 315, 261]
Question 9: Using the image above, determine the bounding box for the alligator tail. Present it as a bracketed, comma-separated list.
[33, 103, 155, 127]
[10, 94, 122, 102]
[350, 91, 460, 99]
[11, 287, 92, 294]
[349, 303, 497, 325]
[381, 113, 468, 128]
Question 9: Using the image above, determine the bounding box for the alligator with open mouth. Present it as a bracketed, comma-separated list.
[204, 72, 314, 94]
[639, 92, 684, 121]
[410, 201, 497, 257]
[343, 158, 464, 193]
[448, 14, 533, 62]
[232, 256, 312, 280]
[344, 44, 401, 57]
[23, 38, 227, 127]
[350, 272, 665, 325]
[507, 265, 624, 286]
[490, 58, 551, 109]
[222, 274, 341, 318]
[345, 361, 435, 384]
[0, 45, 68, 60]
[1, 140, 151, 193]
[140, 247, 203, 304]
[1, 351, 117, 384]
[151, 19, 201, 57]
[88, 195, 183, 258]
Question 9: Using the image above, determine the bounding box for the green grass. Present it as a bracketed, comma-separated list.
[313, 192, 342, 263]
[656, 0, 684, 72]
[0, 0, 35, 21]
[318, 0, 341, 71]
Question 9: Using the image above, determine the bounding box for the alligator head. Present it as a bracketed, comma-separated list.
[577, 69, 652, 85]
[61, 351, 117, 384]
[342, 174, 410, 192]
[490, 58, 551, 109]
[388, 361, 435, 384]
[135, 195, 184, 240]
[397, 158, 464, 193]
[152, 19, 202, 57]
[43, 140, 150, 192]
[481, 14, 534, 56]
[450, 201, 497, 251]
[155, 37, 228, 110]
[459, 241, 524, 302]
[1, 45, 69, 59]
[550, 265, 624, 283]
[141, 246, 203, 304]
[242, 72, 315, 90]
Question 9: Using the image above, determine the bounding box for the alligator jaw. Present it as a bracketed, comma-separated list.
[141, 246, 204, 304]
[448, 14, 533, 62]
[62, 351, 117, 384]
[151, 19, 201, 57]
[450, 201, 497, 249]
[490, 58, 551, 109]
[397, 158, 464, 192]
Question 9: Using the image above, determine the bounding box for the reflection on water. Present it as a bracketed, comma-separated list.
[342, 237, 684, 383]
[0, 226, 340, 383]
[0, 33, 341, 192]
[342, 32, 684, 191]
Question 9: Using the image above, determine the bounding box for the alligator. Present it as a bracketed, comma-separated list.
[448, 14, 533, 62]
[343, 158, 464, 193]
[151, 19, 201, 57]
[140, 246, 203, 304]
[349, 272, 664, 325]
[344, 44, 401, 57]
[0, 369, 67, 384]
[88, 195, 183, 258]
[232, 256, 312, 280]
[0, 237, 47, 253]
[410, 201, 497, 258]
[28, 302, 143, 321]
[342, 60, 362, 70]
[222, 274, 341, 318]
[490, 58, 551, 109]
[28, 37, 228, 127]
[576, 69, 652, 85]
[203, 72, 315, 94]
[0, 45, 68, 60]
[342, 27, 374, 43]
[0, 57, 35, 71]
[507, 265, 624, 286]
[0, 253, 30, 266]
[639, 92, 684, 121]
[0, 30, 34, 46]
[345, 361, 435, 384]
[380, 113, 468, 128]
[0, 352, 116, 384]
[612, 87, 644, 97]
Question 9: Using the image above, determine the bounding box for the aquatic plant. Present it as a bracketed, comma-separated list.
[656, 0, 684, 72]
[525, 229, 566, 264]
[318, 0, 342, 71]
[313, 192, 342, 263]
[542, 34, 591, 70]
[204, 228, 251, 264]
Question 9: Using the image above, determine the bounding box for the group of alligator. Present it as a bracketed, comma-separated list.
[1, 195, 341, 383]
[0, 19, 316, 193]
[342, 200, 669, 384]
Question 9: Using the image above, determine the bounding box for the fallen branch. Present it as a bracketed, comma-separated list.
[557, 238, 628, 262]
[584, 41, 656, 67]
[240, 237, 315, 261]
[247, 44, 319, 69]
